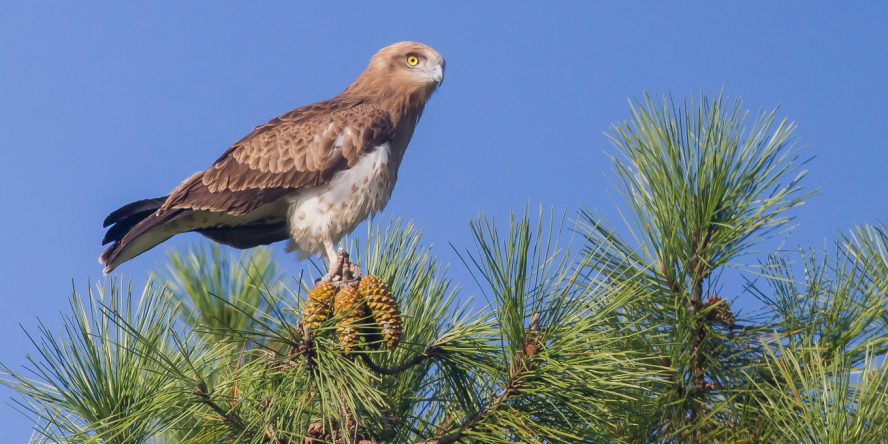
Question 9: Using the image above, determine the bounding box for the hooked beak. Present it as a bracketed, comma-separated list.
[430, 63, 444, 86]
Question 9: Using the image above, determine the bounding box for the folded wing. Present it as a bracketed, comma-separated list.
[100, 97, 396, 273]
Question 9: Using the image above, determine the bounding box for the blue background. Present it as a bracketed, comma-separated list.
[1, 2, 886, 440]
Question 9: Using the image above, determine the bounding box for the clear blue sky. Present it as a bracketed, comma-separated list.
[1, 2, 886, 439]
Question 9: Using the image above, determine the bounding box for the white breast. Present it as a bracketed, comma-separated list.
[286, 143, 394, 259]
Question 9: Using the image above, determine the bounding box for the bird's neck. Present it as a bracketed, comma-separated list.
[342, 76, 432, 126]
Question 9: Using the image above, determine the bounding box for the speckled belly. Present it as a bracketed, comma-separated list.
[286, 144, 394, 258]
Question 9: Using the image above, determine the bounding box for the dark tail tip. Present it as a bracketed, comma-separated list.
[100, 196, 169, 273]
[103, 196, 168, 228]
[102, 196, 169, 246]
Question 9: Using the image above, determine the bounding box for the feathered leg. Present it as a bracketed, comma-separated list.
[321, 238, 341, 282]
[324, 238, 338, 266]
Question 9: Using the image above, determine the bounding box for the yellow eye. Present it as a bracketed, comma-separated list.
[406, 55, 419, 66]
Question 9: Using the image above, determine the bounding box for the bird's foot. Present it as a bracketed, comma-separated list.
[321, 249, 362, 284]
[321, 250, 346, 283]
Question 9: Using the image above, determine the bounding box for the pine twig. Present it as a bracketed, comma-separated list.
[192, 382, 247, 429]
[265, 423, 285, 444]
[360, 344, 446, 375]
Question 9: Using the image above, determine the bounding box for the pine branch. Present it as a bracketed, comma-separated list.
[418, 314, 541, 444]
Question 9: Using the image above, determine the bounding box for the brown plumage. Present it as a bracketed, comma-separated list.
[100, 42, 445, 273]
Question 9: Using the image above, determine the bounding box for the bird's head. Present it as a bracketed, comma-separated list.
[347, 42, 445, 113]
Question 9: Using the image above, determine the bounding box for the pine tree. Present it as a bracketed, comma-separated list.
[3, 91, 887, 443]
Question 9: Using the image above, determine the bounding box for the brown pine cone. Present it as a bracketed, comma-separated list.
[359, 275, 403, 350]
[302, 281, 337, 331]
[334, 285, 368, 353]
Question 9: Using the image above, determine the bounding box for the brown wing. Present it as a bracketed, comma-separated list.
[159, 96, 396, 216]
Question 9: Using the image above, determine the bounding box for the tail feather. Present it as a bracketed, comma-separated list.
[100, 195, 291, 274]
[102, 211, 162, 246]
[100, 197, 189, 274]
[103, 196, 168, 228]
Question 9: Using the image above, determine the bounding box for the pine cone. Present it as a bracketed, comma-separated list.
[359, 275, 403, 350]
[302, 281, 337, 331]
[334, 285, 367, 353]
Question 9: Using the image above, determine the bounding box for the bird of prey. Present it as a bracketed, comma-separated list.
[100, 42, 445, 274]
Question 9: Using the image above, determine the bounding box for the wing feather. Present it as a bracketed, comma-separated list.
[160, 97, 395, 216]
